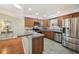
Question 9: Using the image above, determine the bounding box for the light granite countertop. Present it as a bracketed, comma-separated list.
[40, 28, 62, 33]
[18, 31, 44, 38]
[0, 30, 44, 40]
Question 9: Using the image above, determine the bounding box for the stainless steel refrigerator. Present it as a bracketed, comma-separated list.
[62, 17, 79, 52]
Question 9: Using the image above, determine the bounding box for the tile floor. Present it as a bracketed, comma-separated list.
[43, 38, 78, 54]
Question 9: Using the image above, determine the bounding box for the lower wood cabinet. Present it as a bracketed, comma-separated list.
[32, 37, 44, 54]
[0, 37, 24, 54]
[41, 30, 54, 39]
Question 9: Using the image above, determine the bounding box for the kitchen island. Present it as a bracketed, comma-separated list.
[0, 31, 44, 54]
[20, 31, 44, 54]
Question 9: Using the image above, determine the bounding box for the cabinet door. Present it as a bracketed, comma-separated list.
[0, 38, 24, 54]
[46, 31, 54, 39]
[76, 17, 79, 39]
[70, 18, 77, 38]
[25, 18, 36, 27]
[57, 17, 63, 27]
[32, 37, 44, 54]
[42, 20, 49, 27]
[25, 19, 33, 27]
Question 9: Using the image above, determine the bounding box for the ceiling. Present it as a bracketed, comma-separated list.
[0, 4, 79, 19]
[0, 4, 23, 19]
[22, 4, 79, 19]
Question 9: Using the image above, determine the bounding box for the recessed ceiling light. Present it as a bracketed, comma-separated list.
[28, 8, 32, 11]
[35, 13, 39, 15]
[14, 4, 22, 9]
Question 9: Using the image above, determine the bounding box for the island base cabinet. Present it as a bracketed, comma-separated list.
[32, 37, 44, 54]
[0, 38, 24, 54]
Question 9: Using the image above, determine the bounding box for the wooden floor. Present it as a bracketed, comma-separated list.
[0, 37, 24, 54]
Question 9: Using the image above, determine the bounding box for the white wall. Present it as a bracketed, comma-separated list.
[0, 4, 25, 36]
[0, 13, 24, 36]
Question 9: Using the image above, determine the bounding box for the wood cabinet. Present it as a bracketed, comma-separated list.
[57, 16, 63, 27]
[25, 17, 35, 27]
[56, 12, 79, 27]
[0, 37, 24, 54]
[41, 20, 49, 27]
[25, 17, 49, 27]
[41, 30, 54, 39]
[32, 36, 44, 54]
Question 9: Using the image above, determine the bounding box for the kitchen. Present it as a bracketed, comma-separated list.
[0, 4, 79, 54]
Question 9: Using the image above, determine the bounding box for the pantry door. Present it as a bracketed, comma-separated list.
[70, 17, 77, 38]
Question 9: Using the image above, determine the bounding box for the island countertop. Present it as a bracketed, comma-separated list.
[18, 31, 44, 38]
[0, 31, 44, 40]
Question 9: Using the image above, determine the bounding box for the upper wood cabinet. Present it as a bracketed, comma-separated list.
[42, 20, 49, 27]
[72, 12, 79, 18]
[57, 16, 63, 27]
[25, 17, 49, 27]
[25, 17, 36, 27]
